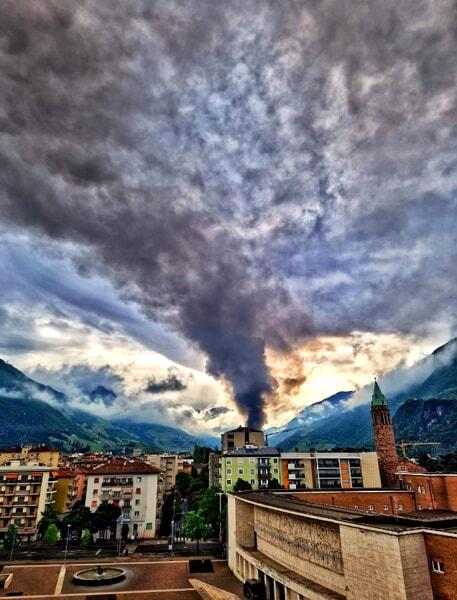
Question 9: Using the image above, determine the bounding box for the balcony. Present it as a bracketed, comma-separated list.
[258, 461, 270, 467]
[288, 463, 303, 470]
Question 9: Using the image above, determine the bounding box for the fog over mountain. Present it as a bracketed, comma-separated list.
[1, 1, 457, 429]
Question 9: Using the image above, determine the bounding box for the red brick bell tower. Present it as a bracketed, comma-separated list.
[371, 380, 399, 488]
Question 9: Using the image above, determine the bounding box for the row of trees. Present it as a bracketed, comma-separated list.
[35, 501, 123, 546]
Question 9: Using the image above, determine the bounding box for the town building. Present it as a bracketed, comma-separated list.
[0, 445, 61, 468]
[0, 463, 56, 541]
[220, 447, 281, 492]
[85, 459, 161, 538]
[228, 490, 457, 600]
[145, 453, 192, 492]
[371, 380, 399, 487]
[52, 469, 85, 513]
[222, 426, 265, 452]
[209, 451, 222, 487]
[398, 471, 457, 511]
[281, 451, 381, 490]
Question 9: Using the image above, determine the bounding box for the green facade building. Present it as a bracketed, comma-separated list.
[220, 447, 281, 492]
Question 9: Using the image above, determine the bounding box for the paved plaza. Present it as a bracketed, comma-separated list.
[0, 558, 242, 599]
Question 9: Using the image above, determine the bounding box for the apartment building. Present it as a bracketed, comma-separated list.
[220, 448, 281, 492]
[281, 451, 381, 490]
[0, 463, 56, 541]
[0, 445, 61, 468]
[221, 426, 265, 452]
[228, 490, 457, 600]
[85, 460, 161, 538]
[52, 469, 85, 513]
[145, 453, 192, 492]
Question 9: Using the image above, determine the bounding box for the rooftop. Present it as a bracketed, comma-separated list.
[225, 447, 280, 457]
[224, 426, 263, 434]
[88, 459, 161, 475]
[232, 491, 457, 533]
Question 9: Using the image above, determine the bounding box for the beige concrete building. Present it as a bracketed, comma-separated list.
[0, 463, 56, 541]
[227, 491, 457, 600]
[0, 445, 61, 468]
[86, 459, 161, 538]
[281, 451, 381, 490]
[221, 427, 265, 452]
[146, 453, 191, 492]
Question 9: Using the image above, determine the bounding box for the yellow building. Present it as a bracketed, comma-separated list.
[0, 463, 56, 541]
[52, 469, 85, 514]
[0, 445, 61, 468]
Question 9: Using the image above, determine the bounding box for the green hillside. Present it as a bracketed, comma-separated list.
[0, 359, 207, 452]
[282, 339, 457, 452]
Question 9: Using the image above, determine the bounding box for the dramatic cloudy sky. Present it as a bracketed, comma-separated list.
[1, 0, 456, 435]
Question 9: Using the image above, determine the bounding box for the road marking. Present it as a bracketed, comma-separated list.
[54, 565, 66, 595]
[0, 587, 196, 599]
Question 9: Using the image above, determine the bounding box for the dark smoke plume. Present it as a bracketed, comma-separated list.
[2, 1, 457, 427]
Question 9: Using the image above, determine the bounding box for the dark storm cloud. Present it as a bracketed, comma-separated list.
[1, 0, 457, 426]
[145, 369, 188, 394]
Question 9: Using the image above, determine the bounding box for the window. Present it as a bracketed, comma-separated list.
[250, 469, 255, 475]
[137, 477, 142, 483]
[226, 459, 232, 464]
[239, 468, 244, 475]
[397, 504, 403, 511]
[431, 559, 445, 574]
[94, 478, 99, 484]
[93, 489, 98, 496]
[368, 504, 373, 511]
[134, 511, 140, 517]
[135, 499, 140, 505]
[135, 488, 141, 494]
[383, 504, 389, 511]
[226, 479, 232, 485]
[250, 479, 255, 485]
[418, 485, 426, 494]
[227, 468, 232, 475]
[273, 468, 278, 474]
[353, 505, 359, 509]
[418, 505, 422, 510]
[123, 511, 129, 518]
[249, 459, 255, 465]
[273, 458, 278, 464]
[91, 500, 97, 508]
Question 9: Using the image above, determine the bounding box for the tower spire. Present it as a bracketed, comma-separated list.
[371, 380, 398, 488]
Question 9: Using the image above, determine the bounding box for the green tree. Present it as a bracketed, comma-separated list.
[193, 445, 213, 464]
[268, 478, 282, 489]
[62, 505, 93, 536]
[3, 524, 19, 552]
[175, 471, 193, 496]
[80, 529, 92, 548]
[37, 505, 60, 537]
[43, 523, 60, 546]
[181, 510, 212, 554]
[92, 501, 121, 538]
[198, 486, 225, 536]
[234, 478, 252, 492]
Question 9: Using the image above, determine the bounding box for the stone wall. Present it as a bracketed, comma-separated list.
[254, 506, 346, 595]
[340, 526, 433, 600]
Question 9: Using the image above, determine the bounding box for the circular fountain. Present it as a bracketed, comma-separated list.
[72, 565, 126, 586]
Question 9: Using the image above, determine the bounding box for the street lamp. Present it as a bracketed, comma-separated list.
[64, 524, 71, 562]
[217, 492, 224, 542]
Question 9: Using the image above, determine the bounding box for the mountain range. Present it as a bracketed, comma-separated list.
[0, 359, 213, 452]
[275, 338, 457, 454]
